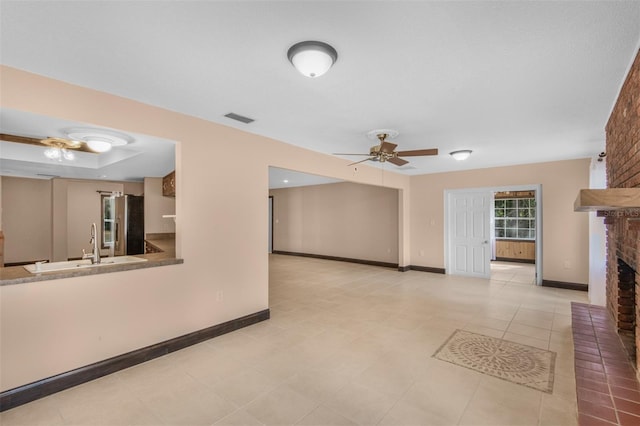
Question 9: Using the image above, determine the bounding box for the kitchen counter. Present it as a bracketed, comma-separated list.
[0, 252, 183, 286]
[145, 234, 176, 257]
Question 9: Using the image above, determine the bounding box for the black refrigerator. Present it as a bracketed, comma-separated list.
[114, 195, 145, 255]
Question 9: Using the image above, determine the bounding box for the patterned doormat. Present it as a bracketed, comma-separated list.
[433, 329, 556, 393]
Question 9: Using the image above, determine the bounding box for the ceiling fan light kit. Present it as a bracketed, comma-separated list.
[44, 147, 75, 161]
[40, 137, 81, 162]
[450, 150, 473, 161]
[287, 41, 337, 78]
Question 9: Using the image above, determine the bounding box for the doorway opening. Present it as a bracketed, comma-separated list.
[445, 184, 542, 285]
[491, 189, 537, 285]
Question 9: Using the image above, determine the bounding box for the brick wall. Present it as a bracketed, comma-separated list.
[605, 48, 640, 369]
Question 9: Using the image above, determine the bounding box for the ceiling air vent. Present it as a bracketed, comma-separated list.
[224, 112, 255, 124]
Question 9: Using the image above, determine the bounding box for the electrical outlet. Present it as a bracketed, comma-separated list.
[419, 250, 425, 256]
[563, 260, 570, 269]
[216, 290, 224, 301]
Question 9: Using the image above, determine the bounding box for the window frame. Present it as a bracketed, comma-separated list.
[494, 197, 536, 240]
[101, 194, 116, 249]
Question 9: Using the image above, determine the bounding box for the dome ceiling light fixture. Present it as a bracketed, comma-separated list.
[287, 41, 338, 78]
[85, 136, 116, 153]
[62, 128, 133, 153]
[450, 150, 473, 161]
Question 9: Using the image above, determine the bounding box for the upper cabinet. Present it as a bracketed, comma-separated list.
[162, 170, 176, 197]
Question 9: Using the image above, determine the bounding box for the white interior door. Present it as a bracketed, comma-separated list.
[448, 191, 491, 278]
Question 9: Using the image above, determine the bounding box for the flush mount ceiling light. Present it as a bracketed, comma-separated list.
[85, 136, 115, 153]
[450, 150, 473, 161]
[62, 128, 133, 153]
[287, 41, 338, 78]
[41, 137, 81, 161]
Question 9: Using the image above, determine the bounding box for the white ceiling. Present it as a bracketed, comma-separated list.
[1, 1, 639, 180]
[269, 167, 342, 189]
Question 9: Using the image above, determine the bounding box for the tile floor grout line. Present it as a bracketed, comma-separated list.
[455, 372, 484, 426]
[1, 258, 585, 425]
[373, 376, 417, 426]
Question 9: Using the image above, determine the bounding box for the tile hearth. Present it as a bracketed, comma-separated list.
[572, 303, 640, 426]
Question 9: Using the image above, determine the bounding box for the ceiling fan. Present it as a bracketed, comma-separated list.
[0, 133, 95, 153]
[334, 130, 438, 167]
[1, 129, 132, 158]
[0, 133, 95, 162]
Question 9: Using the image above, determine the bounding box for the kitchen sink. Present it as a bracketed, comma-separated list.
[24, 256, 148, 273]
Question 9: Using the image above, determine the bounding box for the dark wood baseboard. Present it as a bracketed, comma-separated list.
[0, 309, 270, 412]
[270, 253, 446, 275]
[272, 250, 398, 269]
[495, 257, 535, 264]
[408, 265, 446, 274]
[541, 280, 588, 292]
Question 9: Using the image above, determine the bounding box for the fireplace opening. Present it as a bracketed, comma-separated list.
[616, 258, 637, 363]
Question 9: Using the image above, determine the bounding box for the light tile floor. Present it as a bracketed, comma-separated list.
[1, 255, 587, 425]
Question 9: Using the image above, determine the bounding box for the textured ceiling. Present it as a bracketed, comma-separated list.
[1, 1, 639, 180]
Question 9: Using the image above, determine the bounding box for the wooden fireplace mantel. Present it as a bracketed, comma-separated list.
[574, 188, 640, 212]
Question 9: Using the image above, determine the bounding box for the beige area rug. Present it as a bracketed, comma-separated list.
[433, 329, 556, 393]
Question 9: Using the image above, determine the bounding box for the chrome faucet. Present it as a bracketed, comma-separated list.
[82, 223, 101, 264]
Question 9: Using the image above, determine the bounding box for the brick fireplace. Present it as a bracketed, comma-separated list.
[605, 48, 640, 372]
[613, 258, 637, 363]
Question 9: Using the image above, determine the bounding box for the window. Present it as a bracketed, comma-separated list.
[494, 198, 536, 240]
[101, 195, 115, 249]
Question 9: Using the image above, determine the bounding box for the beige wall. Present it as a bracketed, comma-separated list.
[123, 182, 144, 196]
[144, 177, 176, 235]
[1, 177, 52, 264]
[65, 180, 124, 259]
[1, 177, 146, 264]
[0, 66, 411, 391]
[271, 182, 399, 263]
[51, 179, 140, 261]
[410, 158, 590, 283]
[0, 66, 593, 392]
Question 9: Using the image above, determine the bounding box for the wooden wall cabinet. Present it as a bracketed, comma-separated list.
[495, 240, 535, 261]
[162, 171, 176, 197]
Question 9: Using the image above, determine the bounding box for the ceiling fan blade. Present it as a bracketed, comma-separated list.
[388, 157, 409, 166]
[379, 141, 397, 154]
[0, 133, 95, 153]
[348, 157, 373, 166]
[396, 148, 438, 157]
[0, 133, 43, 146]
